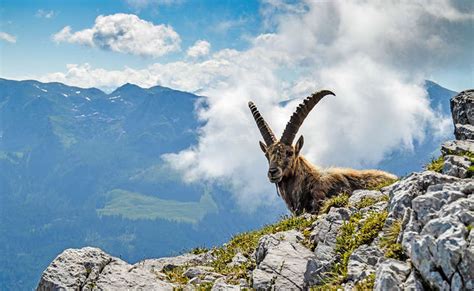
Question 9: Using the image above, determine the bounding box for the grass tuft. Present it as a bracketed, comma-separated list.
[354, 273, 376, 290]
[354, 195, 389, 210]
[425, 156, 444, 173]
[379, 219, 405, 260]
[320, 193, 350, 214]
[189, 247, 209, 255]
[367, 179, 398, 191]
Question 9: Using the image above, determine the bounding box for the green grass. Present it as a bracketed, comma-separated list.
[367, 178, 398, 191]
[209, 215, 316, 284]
[96, 189, 218, 224]
[353, 195, 389, 210]
[425, 156, 444, 173]
[379, 219, 405, 260]
[354, 273, 376, 290]
[467, 224, 473, 232]
[313, 210, 388, 289]
[189, 247, 209, 255]
[320, 193, 350, 214]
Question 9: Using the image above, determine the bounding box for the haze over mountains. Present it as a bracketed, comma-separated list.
[0, 78, 456, 289]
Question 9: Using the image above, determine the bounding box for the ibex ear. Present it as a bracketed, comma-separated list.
[295, 135, 304, 156]
[259, 141, 267, 153]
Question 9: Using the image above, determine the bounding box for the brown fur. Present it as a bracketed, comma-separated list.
[261, 140, 397, 215]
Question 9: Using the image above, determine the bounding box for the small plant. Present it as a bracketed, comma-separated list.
[380, 219, 405, 260]
[197, 282, 214, 290]
[163, 265, 189, 285]
[426, 156, 444, 173]
[320, 192, 350, 214]
[354, 195, 389, 209]
[354, 273, 376, 290]
[367, 178, 398, 191]
[190, 246, 209, 255]
[467, 224, 473, 232]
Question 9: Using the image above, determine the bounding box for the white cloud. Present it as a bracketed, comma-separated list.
[186, 40, 211, 58]
[36, 9, 55, 19]
[39, 0, 470, 211]
[52, 13, 181, 57]
[0, 32, 16, 43]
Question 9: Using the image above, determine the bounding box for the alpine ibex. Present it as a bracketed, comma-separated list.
[248, 90, 397, 215]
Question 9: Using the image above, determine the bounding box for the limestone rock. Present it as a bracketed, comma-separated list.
[441, 139, 474, 156]
[252, 230, 314, 290]
[455, 124, 474, 140]
[37, 247, 173, 291]
[305, 207, 352, 286]
[443, 155, 472, 178]
[347, 245, 384, 283]
[139, 252, 213, 273]
[451, 89, 474, 139]
[349, 190, 386, 206]
[373, 259, 411, 291]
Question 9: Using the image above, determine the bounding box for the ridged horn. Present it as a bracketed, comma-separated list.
[248, 101, 277, 146]
[280, 90, 335, 145]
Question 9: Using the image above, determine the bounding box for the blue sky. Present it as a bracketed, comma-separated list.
[0, 0, 263, 77]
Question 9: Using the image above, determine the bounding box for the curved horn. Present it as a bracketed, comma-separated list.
[280, 90, 335, 145]
[248, 101, 277, 145]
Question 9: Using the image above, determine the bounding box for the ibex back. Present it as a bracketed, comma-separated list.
[249, 90, 397, 215]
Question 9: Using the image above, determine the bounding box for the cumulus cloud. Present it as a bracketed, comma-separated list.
[52, 13, 181, 57]
[39, 0, 471, 211]
[36, 9, 55, 19]
[186, 40, 211, 58]
[0, 32, 16, 43]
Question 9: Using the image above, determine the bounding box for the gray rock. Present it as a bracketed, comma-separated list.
[211, 278, 240, 291]
[373, 259, 411, 291]
[441, 140, 474, 156]
[402, 270, 425, 291]
[37, 247, 173, 291]
[228, 252, 248, 267]
[252, 230, 314, 290]
[347, 245, 385, 283]
[183, 266, 218, 279]
[349, 190, 386, 206]
[139, 252, 213, 273]
[385, 171, 459, 220]
[443, 155, 472, 178]
[451, 89, 474, 138]
[400, 179, 474, 291]
[455, 124, 474, 140]
[305, 207, 352, 285]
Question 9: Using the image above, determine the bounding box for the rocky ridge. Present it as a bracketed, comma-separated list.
[37, 90, 473, 290]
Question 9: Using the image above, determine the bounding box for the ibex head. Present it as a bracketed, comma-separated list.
[248, 90, 335, 183]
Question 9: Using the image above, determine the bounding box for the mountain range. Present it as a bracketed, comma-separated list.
[0, 78, 457, 290]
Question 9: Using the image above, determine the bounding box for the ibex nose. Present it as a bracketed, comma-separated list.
[269, 167, 279, 175]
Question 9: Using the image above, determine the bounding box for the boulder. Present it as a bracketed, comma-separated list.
[37, 247, 173, 291]
[252, 230, 315, 290]
[441, 139, 474, 156]
[443, 155, 472, 178]
[373, 259, 411, 291]
[451, 89, 474, 139]
[347, 245, 384, 283]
